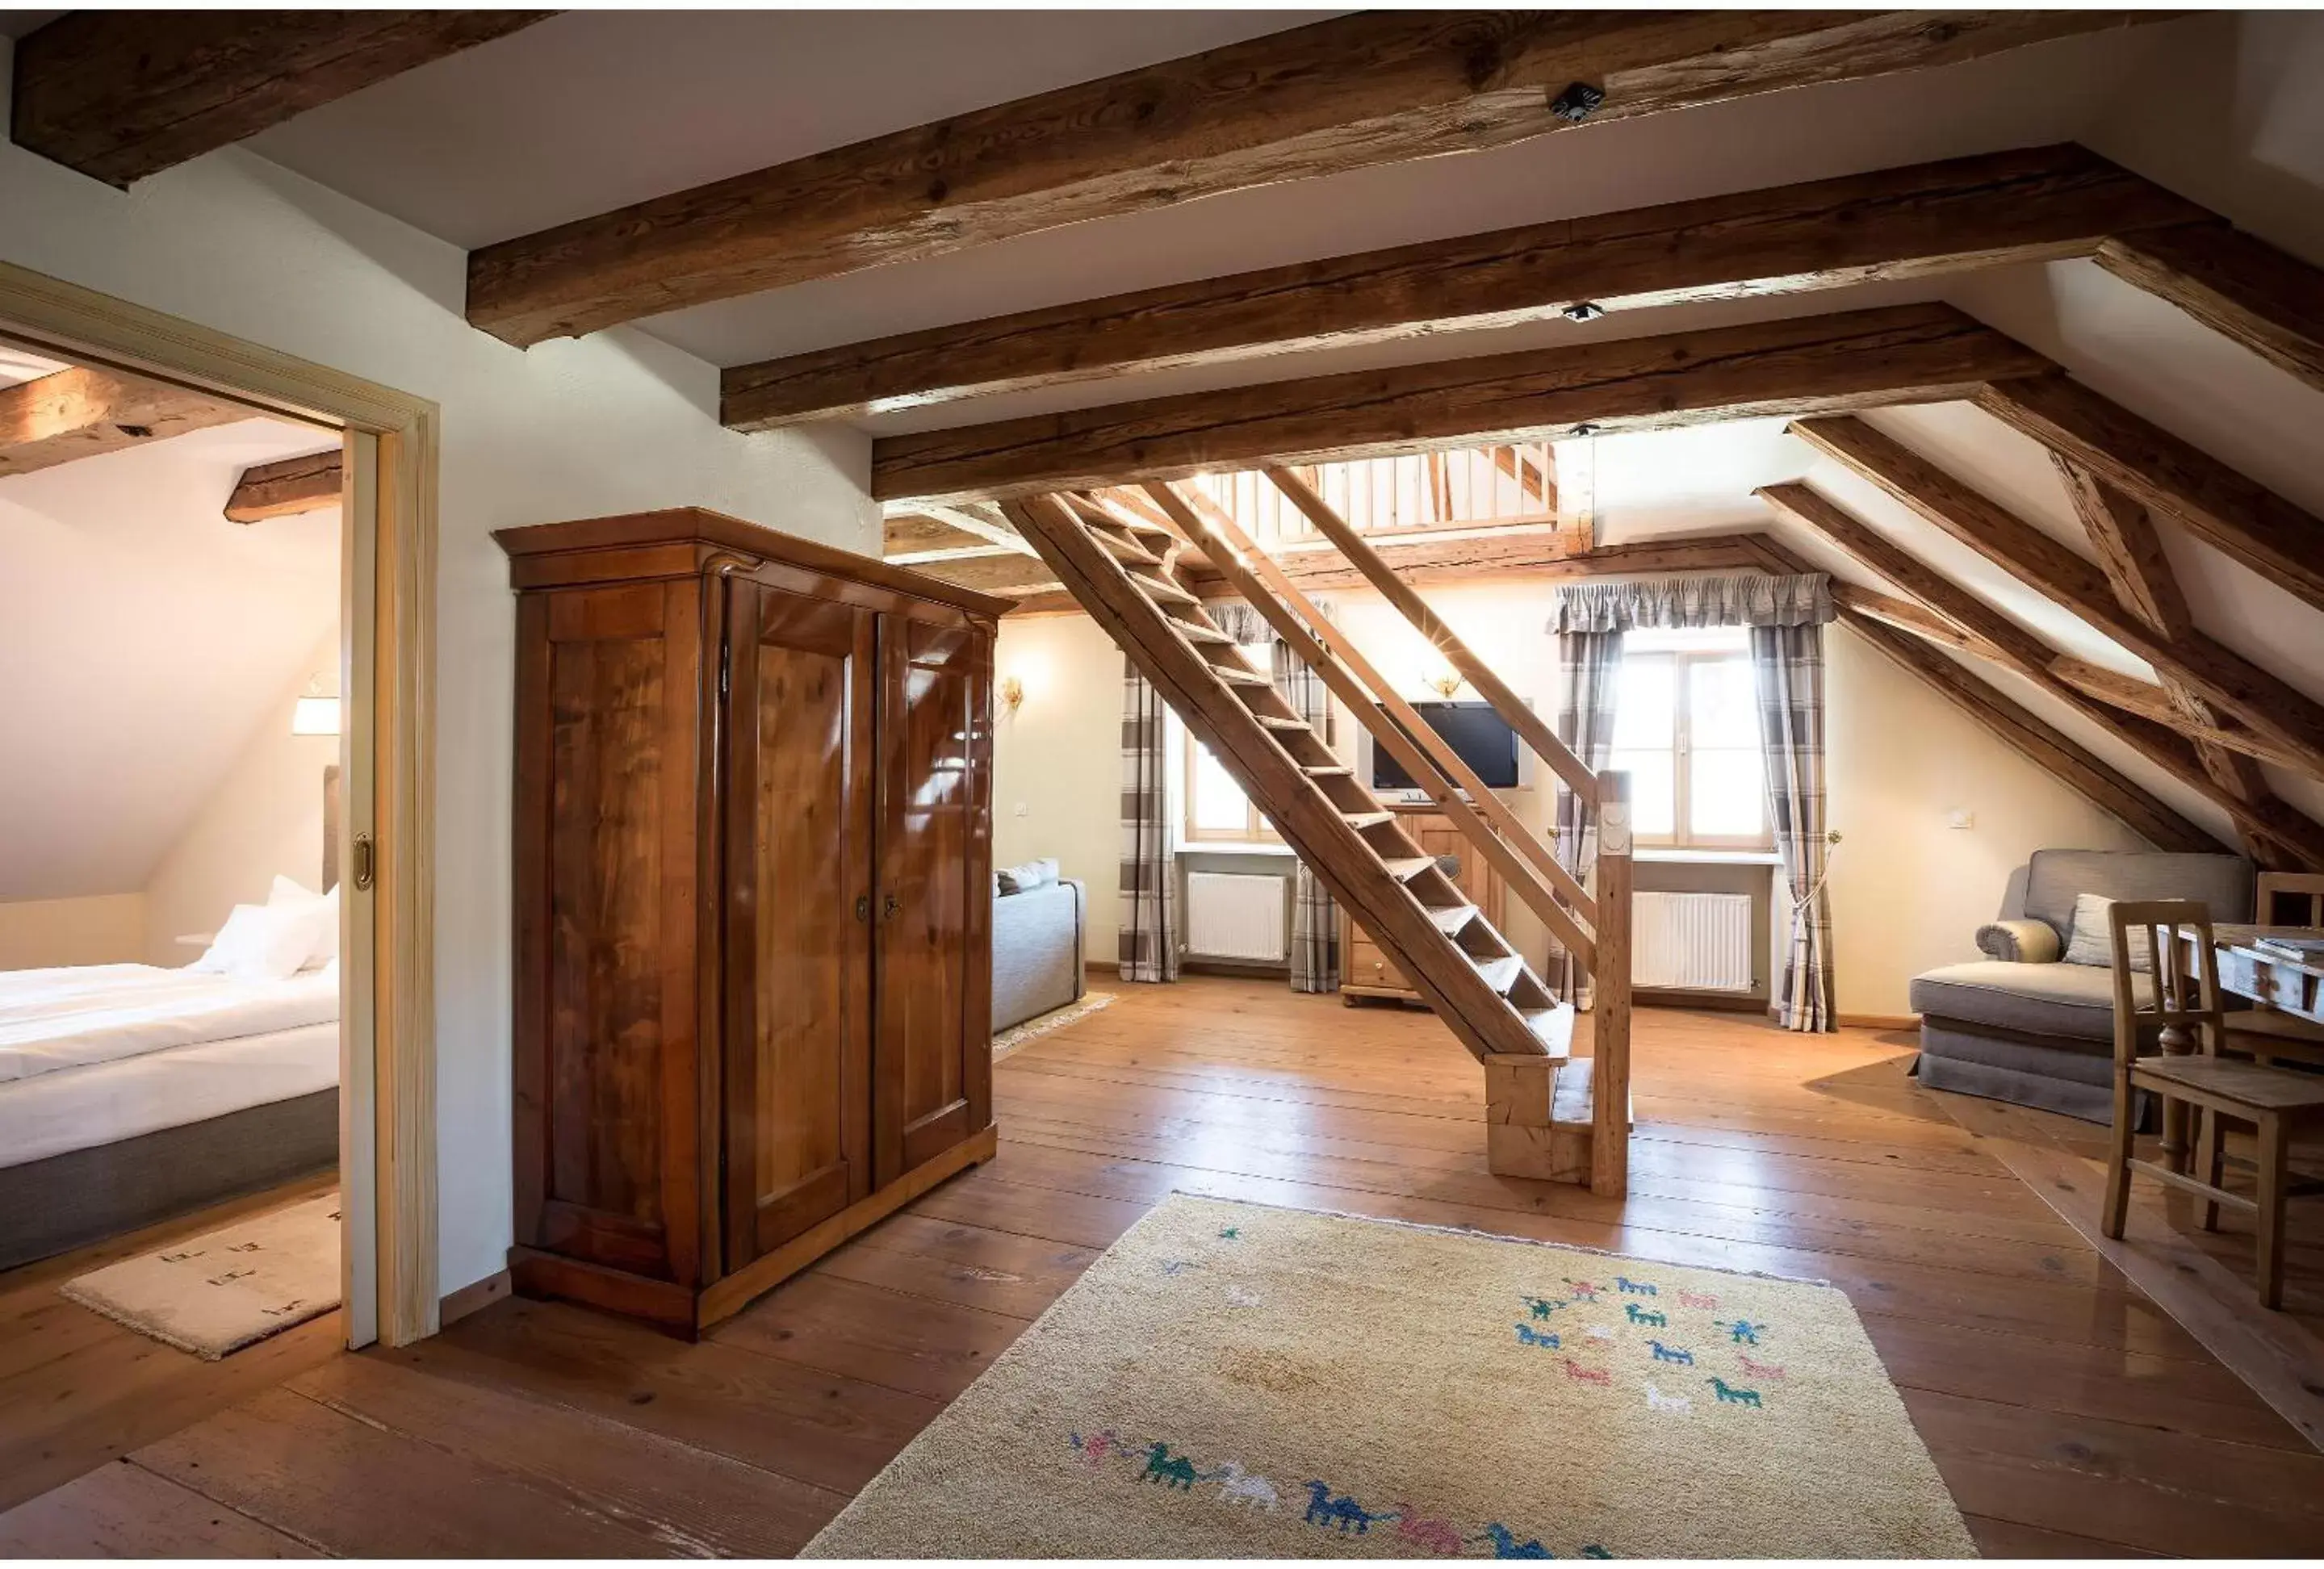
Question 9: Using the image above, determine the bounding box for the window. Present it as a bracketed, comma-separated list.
[1183, 643, 1282, 844]
[1608, 628, 1770, 850]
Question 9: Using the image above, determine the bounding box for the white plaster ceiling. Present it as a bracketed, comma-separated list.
[0, 418, 342, 900]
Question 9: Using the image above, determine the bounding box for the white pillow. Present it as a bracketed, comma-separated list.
[268, 875, 341, 971]
[996, 857, 1059, 895]
[2062, 893, 2152, 973]
[192, 901, 333, 982]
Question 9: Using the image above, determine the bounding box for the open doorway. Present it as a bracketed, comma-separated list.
[0, 270, 436, 1508]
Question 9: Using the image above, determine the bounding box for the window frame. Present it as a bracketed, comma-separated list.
[1614, 644, 1774, 853]
[1179, 642, 1286, 847]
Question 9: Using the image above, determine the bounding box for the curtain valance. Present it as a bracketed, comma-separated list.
[1545, 573, 1832, 634]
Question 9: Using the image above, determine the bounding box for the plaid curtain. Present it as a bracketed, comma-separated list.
[1752, 623, 1836, 1031]
[1118, 658, 1179, 983]
[1551, 630, 1623, 1009]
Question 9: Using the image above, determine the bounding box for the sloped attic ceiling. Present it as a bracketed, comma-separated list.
[0, 416, 341, 901]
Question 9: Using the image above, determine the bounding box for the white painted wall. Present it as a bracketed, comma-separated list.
[141, 633, 341, 965]
[0, 43, 878, 1296]
[993, 614, 1126, 963]
[0, 893, 144, 969]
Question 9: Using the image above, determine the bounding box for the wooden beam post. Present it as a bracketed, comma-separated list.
[225, 448, 343, 524]
[2096, 224, 2324, 398]
[1590, 769, 1633, 1200]
[0, 366, 247, 477]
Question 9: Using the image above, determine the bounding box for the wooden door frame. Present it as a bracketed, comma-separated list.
[0, 257, 440, 1347]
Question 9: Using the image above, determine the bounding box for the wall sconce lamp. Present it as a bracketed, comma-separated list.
[291, 695, 342, 736]
[999, 675, 1026, 716]
[1422, 667, 1464, 700]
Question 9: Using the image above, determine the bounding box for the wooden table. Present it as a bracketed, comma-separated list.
[2159, 925, 2324, 1168]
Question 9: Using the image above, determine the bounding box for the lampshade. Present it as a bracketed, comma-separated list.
[291, 696, 342, 737]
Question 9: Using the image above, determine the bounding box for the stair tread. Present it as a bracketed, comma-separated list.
[1342, 810, 1395, 830]
[1132, 573, 1198, 605]
[1095, 530, 1162, 566]
[1383, 856, 1437, 882]
[1524, 1003, 1577, 1060]
[1551, 1054, 1593, 1128]
[1426, 903, 1476, 934]
[1175, 622, 1235, 645]
[1304, 764, 1354, 776]
[1471, 954, 1524, 994]
[1256, 714, 1311, 731]
[1212, 663, 1272, 686]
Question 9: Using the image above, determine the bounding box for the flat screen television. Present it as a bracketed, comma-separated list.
[1370, 701, 1520, 791]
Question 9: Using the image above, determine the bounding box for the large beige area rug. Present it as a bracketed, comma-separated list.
[806, 1195, 1974, 1559]
[61, 1192, 341, 1360]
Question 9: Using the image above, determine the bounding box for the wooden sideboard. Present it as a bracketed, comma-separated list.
[496, 508, 1007, 1336]
[1342, 801, 1508, 1006]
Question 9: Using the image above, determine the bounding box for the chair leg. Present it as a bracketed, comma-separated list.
[2194, 1106, 2221, 1232]
[2102, 1070, 2135, 1241]
[2255, 1112, 2288, 1312]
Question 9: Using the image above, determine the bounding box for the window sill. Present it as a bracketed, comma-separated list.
[1635, 847, 1785, 865]
[1178, 842, 1298, 857]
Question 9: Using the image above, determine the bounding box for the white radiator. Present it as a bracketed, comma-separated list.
[1634, 891, 1755, 992]
[1186, 871, 1289, 962]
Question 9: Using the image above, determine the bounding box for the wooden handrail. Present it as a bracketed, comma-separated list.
[1149, 481, 1598, 968]
[1264, 466, 1600, 810]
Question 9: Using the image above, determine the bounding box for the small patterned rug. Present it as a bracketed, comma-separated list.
[806, 1195, 1974, 1559]
[993, 990, 1114, 1063]
[61, 1192, 339, 1360]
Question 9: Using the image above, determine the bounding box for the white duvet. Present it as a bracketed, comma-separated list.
[0, 964, 340, 1085]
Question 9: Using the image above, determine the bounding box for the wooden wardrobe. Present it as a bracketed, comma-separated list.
[497, 508, 1007, 1336]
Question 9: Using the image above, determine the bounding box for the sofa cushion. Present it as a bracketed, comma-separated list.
[2023, 849, 2250, 943]
[1909, 960, 2154, 1043]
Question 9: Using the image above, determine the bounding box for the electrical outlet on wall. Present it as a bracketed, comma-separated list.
[1013, 801, 1028, 818]
[1948, 809, 1975, 831]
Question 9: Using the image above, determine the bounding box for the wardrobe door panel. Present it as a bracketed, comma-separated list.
[874, 617, 994, 1185]
[514, 580, 704, 1285]
[724, 583, 875, 1265]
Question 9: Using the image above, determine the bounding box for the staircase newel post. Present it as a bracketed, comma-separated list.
[1591, 769, 1633, 1199]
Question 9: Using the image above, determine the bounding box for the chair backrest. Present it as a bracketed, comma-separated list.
[2106, 899, 2225, 1069]
[2255, 872, 2324, 930]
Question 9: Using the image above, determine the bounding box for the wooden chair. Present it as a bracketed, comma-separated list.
[2255, 870, 2324, 929]
[2100, 900, 2324, 1310]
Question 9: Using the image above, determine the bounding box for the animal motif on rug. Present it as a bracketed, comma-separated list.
[1646, 1339, 1694, 1366]
[1514, 1323, 1560, 1349]
[1739, 1354, 1786, 1380]
[1615, 1276, 1657, 1296]
[1715, 1319, 1765, 1345]
[1707, 1376, 1764, 1408]
[1143, 1441, 1201, 1487]
[1676, 1288, 1718, 1311]
[1211, 1461, 1278, 1511]
[1562, 1357, 1611, 1386]
[1520, 1295, 1564, 1320]
[1217, 1227, 1242, 1240]
[1067, 1429, 1125, 1467]
[1478, 1521, 1553, 1559]
[1303, 1481, 1389, 1534]
[1644, 1382, 1692, 1414]
[1392, 1504, 1463, 1554]
[1585, 1323, 1615, 1341]
[1225, 1285, 1262, 1308]
[1562, 1277, 1603, 1301]
[1160, 1259, 1202, 1277]
[1623, 1303, 1667, 1327]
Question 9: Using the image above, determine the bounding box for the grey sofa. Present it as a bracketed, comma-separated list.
[1909, 849, 2252, 1123]
[994, 877, 1086, 1033]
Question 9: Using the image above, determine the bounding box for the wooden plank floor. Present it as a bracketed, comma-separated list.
[6, 977, 2322, 1556]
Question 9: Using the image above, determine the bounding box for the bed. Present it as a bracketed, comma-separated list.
[0, 961, 340, 1270]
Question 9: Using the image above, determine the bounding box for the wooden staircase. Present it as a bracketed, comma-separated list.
[999, 482, 1636, 1195]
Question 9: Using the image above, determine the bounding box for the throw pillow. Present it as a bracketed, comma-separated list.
[996, 857, 1060, 895]
[2062, 892, 2152, 973]
[192, 901, 332, 982]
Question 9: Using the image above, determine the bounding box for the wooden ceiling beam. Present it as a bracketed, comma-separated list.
[224, 448, 341, 523]
[0, 366, 248, 478]
[873, 303, 2050, 505]
[469, 10, 2163, 347]
[1974, 374, 2324, 621]
[1837, 609, 2220, 856]
[2096, 224, 2324, 397]
[10, 11, 554, 188]
[1790, 414, 2324, 783]
[722, 143, 2201, 429]
[1761, 480, 2324, 868]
